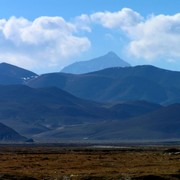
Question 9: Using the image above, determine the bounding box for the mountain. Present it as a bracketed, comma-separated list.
[0, 62, 38, 84]
[28, 65, 180, 104]
[61, 51, 130, 74]
[0, 84, 179, 142]
[0, 84, 101, 137]
[34, 103, 180, 142]
[0, 85, 161, 141]
[1, 62, 180, 142]
[0, 122, 27, 142]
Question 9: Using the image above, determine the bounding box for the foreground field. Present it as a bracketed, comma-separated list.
[0, 145, 179, 179]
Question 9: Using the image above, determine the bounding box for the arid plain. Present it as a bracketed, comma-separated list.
[0, 145, 179, 180]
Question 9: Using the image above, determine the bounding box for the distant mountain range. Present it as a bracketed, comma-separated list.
[61, 51, 130, 74]
[0, 54, 180, 142]
[28, 65, 180, 104]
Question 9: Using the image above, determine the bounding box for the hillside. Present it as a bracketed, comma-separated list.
[34, 103, 180, 141]
[0, 122, 27, 142]
[61, 51, 130, 74]
[28, 65, 180, 104]
[0, 85, 161, 141]
[1, 63, 180, 142]
[0, 62, 38, 84]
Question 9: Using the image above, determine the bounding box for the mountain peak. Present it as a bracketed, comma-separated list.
[61, 52, 130, 74]
[106, 51, 117, 56]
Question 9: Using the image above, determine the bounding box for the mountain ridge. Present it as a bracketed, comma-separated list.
[28, 65, 180, 104]
[0, 62, 38, 84]
[0, 60, 180, 142]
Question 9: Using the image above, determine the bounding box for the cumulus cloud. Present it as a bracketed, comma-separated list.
[74, 14, 92, 32]
[90, 8, 143, 30]
[87, 8, 180, 62]
[0, 16, 90, 73]
[1, 9, 180, 73]
[127, 14, 180, 61]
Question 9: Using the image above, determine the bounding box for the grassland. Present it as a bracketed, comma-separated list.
[0, 144, 179, 179]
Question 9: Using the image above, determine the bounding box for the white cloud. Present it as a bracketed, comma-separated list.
[0, 16, 91, 73]
[88, 8, 180, 62]
[1, 9, 180, 73]
[74, 14, 92, 32]
[127, 14, 180, 61]
[90, 8, 143, 30]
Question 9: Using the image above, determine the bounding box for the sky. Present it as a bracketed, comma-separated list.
[0, 0, 180, 74]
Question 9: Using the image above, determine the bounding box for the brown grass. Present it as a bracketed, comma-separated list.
[0, 145, 179, 179]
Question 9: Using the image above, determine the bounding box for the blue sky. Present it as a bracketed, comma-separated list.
[0, 0, 180, 73]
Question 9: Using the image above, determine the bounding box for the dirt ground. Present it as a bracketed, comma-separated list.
[0, 145, 179, 180]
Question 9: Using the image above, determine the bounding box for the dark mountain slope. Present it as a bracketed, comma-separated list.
[0, 62, 38, 84]
[0, 85, 161, 140]
[0, 85, 104, 136]
[61, 51, 130, 74]
[109, 100, 162, 119]
[0, 122, 27, 142]
[34, 103, 180, 141]
[28, 65, 180, 104]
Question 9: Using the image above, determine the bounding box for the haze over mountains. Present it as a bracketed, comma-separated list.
[61, 51, 130, 74]
[0, 52, 180, 142]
